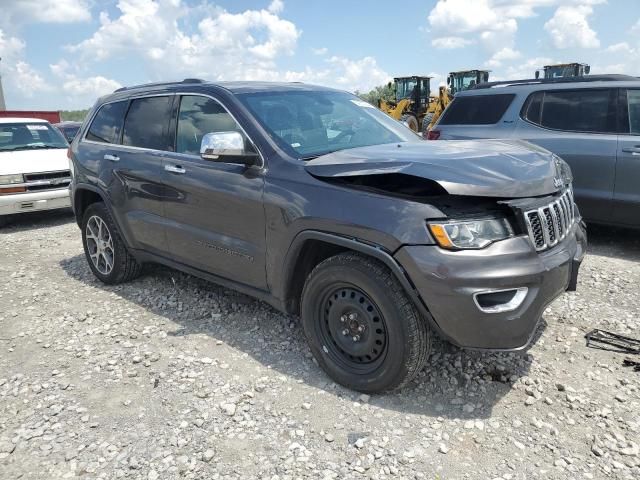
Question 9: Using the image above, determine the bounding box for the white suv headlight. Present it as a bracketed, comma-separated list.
[429, 218, 514, 250]
[0, 174, 24, 185]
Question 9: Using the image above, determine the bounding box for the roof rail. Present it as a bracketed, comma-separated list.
[113, 78, 206, 93]
[472, 74, 639, 90]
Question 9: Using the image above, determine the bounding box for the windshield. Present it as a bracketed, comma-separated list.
[0, 122, 68, 151]
[450, 74, 477, 94]
[239, 90, 420, 159]
[396, 79, 418, 101]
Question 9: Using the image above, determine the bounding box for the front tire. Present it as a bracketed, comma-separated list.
[81, 202, 141, 284]
[400, 114, 419, 132]
[301, 252, 430, 393]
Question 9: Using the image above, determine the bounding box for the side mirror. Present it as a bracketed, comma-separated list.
[585, 65, 591, 75]
[446, 76, 451, 85]
[200, 131, 259, 166]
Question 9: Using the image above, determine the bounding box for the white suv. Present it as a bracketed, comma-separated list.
[0, 117, 72, 227]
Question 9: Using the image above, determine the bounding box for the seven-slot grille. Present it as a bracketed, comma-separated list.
[23, 170, 71, 192]
[524, 189, 575, 251]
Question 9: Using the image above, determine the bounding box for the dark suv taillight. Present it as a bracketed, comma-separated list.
[426, 130, 441, 140]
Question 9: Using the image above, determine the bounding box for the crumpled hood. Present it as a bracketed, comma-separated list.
[0, 148, 69, 176]
[305, 140, 568, 198]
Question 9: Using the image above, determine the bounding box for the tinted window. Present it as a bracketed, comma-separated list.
[521, 91, 543, 124]
[439, 94, 515, 125]
[627, 90, 640, 135]
[123, 96, 173, 150]
[539, 89, 616, 133]
[176, 96, 242, 155]
[86, 101, 127, 144]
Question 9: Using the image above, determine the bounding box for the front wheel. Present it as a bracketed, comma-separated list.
[400, 114, 419, 132]
[301, 252, 430, 393]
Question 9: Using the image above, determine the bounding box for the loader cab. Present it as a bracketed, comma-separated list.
[393, 76, 431, 112]
[447, 70, 490, 95]
[536, 63, 590, 80]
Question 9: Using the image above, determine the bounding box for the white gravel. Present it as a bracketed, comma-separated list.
[1, 209, 639, 479]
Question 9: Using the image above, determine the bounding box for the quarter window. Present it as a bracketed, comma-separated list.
[176, 95, 243, 155]
[439, 94, 515, 125]
[86, 101, 128, 144]
[523, 89, 617, 134]
[122, 96, 173, 150]
[627, 90, 640, 135]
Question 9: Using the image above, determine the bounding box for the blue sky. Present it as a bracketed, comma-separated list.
[1, 0, 639, 110]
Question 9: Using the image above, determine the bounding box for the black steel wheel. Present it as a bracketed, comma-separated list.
[301, 252, 430, 393]
[317, 285, 388, 375]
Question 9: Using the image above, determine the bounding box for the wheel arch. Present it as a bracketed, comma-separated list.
[280, 231, 433, 322]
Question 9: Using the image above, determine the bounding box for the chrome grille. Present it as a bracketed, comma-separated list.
[24, 170, 71, 192]
[524, 189, 575, 251]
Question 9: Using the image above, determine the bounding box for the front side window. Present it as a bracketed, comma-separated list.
[627, 90, 640, 135]
[239, 90, 419, 159]
[86, 101, 128, 144]
[122, 96, 173, 150]
[439, 94, 515, 125]
[0, 122, 67, 151]
[176, 95, 244, 155]
[538, 89, 616, 133]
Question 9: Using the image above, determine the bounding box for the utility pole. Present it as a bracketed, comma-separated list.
[0, 57, 6, 111]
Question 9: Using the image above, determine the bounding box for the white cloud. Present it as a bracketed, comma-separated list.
[606, 42, 634, 54]
[63, 76, 122, 97]
[311, 47, 328, 56]
[13, 61, 51, 96]
[502, 56, 554, 80]
[428, 0, 605, 53]
[431, 36, 473, 49]
[0, 0, 91, 29]
[268, 0, 284, 14]
[486, 47, 522, 68]
[544, 5, 600, 49]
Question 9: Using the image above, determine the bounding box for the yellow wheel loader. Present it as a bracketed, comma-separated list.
[378, 76, 432, 133]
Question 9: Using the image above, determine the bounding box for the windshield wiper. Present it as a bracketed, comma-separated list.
[0, 144, 66, 151]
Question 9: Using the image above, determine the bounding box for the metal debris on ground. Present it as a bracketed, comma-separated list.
[585, 329, 640, 354]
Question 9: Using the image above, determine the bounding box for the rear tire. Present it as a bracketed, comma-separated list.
[301, 252, 430, 393]
[81, 202, 141, 284]
[0, 216, 9, 228]
[400, 114, 419, 132]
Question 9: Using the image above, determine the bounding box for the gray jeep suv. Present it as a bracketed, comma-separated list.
[429, 75, 640, 229]
[68, 80, 586, 392]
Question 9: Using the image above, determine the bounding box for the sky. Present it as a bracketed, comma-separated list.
[0, 0, 639, 110]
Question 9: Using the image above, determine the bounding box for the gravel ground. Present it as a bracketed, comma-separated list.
[1, 209, 639, 480]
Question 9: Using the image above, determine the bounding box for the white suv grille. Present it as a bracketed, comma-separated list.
[524, 189, 575, 251]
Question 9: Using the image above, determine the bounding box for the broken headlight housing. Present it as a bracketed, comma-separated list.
[428, 218, 514, 250]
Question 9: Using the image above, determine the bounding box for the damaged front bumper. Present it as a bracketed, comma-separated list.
[395, 220, 587, 350]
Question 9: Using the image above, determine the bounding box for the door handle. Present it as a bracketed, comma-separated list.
[104, 154, 120, 162]
[622, 147, 640, 156]
[164, 164, 186, 174]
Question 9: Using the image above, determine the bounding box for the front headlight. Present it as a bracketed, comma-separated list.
[428, 218, 514, 250]
[0, 174, 24, 185]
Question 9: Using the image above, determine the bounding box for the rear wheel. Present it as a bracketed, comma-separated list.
[400, 114, 419, 132]
[81, 203, 141, 284]
[422, 113, 434, 137]
[0, 216, 9, 228]
[301, 252, 430, 393]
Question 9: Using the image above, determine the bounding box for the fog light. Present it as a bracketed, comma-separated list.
[473, 287, 528, 313]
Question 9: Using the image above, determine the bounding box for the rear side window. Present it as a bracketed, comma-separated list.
[522, 89, 617, 133]
[86, 101, 128, 144]
[439, 94, 515, 125]
[123, 96, 173, 150]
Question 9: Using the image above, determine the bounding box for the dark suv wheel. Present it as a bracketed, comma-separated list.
[81, 203, 142, 284]
[301, 252, 430, 393]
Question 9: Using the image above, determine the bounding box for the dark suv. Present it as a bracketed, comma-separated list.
[69, 79, 587, 392]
